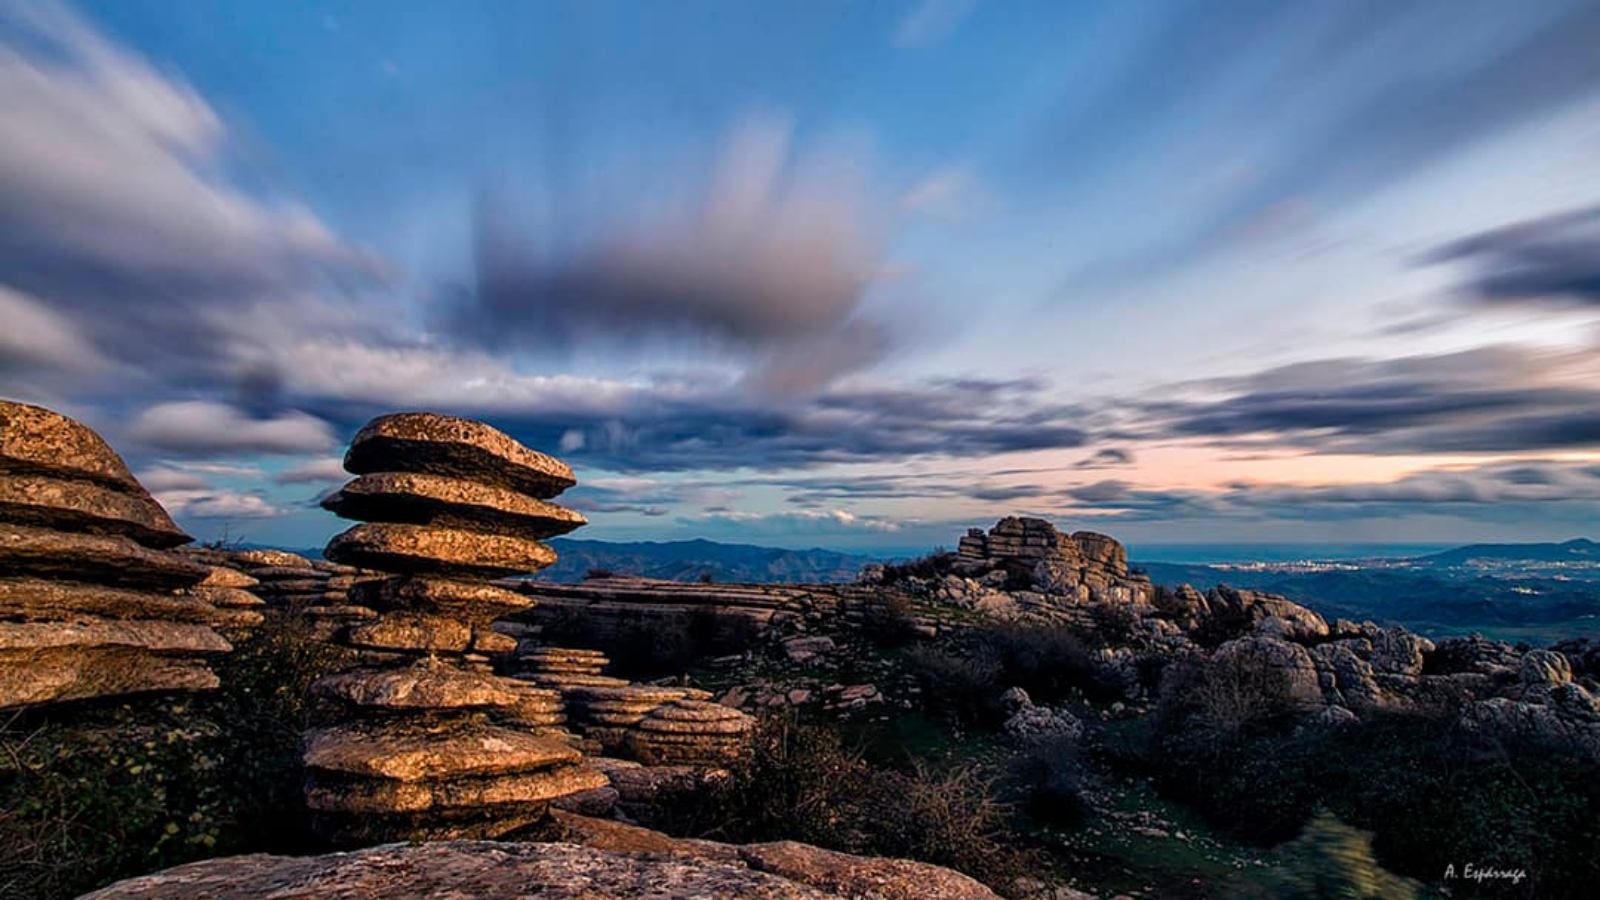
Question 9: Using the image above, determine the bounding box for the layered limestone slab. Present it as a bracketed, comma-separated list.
[313, 663, 524, 710]
[0, 578, 225, 622]
[344, 412, 576, 498]
[304, 722, 582, 781]
[0, 401, 145, 494]
[0, 474, 189, 548]
[0, 620, 231, 708]
[325, 522, 557, 578]
[323, 472, 586, 538]
[305, 764, 609, 814]
[346, 614, 473, 654]
[349, 575, 533, 617]
[0, 524, 209, 590]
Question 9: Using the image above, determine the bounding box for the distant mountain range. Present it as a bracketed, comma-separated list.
[1417, 538, 1599, 568]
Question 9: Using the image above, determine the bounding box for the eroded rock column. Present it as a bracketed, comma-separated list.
[302, 412, 605, 844]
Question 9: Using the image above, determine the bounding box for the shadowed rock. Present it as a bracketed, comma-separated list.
[0, 620, 229, 706]
[344, 412, 576, 498]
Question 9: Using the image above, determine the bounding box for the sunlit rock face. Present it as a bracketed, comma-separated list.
[304, 411, 605, 845]
[0, 401, 240, 709]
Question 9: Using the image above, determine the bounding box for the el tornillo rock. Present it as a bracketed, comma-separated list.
[304, 411, 605, 845]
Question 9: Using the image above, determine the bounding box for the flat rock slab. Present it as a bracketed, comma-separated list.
[0, 524, 209, 590]
[305, 763, 608, 814]
[0, 401, 143, 494]
[349, 575, 532, 616]
[325, 523, 557, 579]
[304, 722, 581, 782]
[313, 663, 523, 710]
[323, 472, 586, 538]
[344, 412, 576, 498]
[345, 613, 473, 654]
[0, 619, 229, 708]
[0, 578, 225, 622]
[76, 840, 856, 900]
[230, 549, 313, 568]
[0, 474, 189, 548]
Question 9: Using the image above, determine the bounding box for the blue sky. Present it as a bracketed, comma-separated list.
[3, 0, 1600, 553]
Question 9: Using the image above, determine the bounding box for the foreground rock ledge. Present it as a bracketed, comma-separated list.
[76, 836, 1002, 900]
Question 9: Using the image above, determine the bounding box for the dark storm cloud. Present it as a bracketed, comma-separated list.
[1430, 203, 1600, 306]
[1133, 346, 1600, 456]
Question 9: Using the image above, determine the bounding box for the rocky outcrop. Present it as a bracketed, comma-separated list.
[303, 412, 604, 844]
[627, 699, 756, 766]
[81, 821, 1003, 900]
[0, 401, 236, 709]
[946, 518, 1152, 606]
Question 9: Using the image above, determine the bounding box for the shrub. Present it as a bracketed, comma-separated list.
[878, 550, 956, 586]
[904, 643, 1004, 725]
[664, 715, 1037, 892]
[582, 567, 615, 580]
[858, 590, 921, 648]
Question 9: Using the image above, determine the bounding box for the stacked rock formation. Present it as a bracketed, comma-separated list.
[627, 699, 756, 765]
[509, 645, 628, 689]
[302, 412, 604, 844]
[955, 516, 1151, 602]
[0, 401, 234, 708]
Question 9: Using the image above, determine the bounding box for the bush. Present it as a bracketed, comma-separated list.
[858, 590, 921, 648]
[904, 644, 1004, 725]
[653, 715, 1037, 892]
[878, 550, 957, 587]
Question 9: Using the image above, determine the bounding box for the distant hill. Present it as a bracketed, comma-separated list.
[537, 538, 877, 584]
[1417, 538, 1599, 567]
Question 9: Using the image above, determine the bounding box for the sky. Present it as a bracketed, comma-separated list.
[3, 0, 1600, 555]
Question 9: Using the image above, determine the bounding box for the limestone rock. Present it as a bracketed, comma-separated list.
[0, 473, 189, 548]
[0, 620, 229, 707]
[0, 401, 143, 494]
[0, 524, 208, 590]
[0, 578, 224, 623]
[326, 522, 557, 578]
[313, 662, 524, 710]
[78, 838, 1007, 900]
[323, 472, 586, 538]
[304, 722, 582, 782]
[349, 574, 533, 617]
[344, 412, 576, 498]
